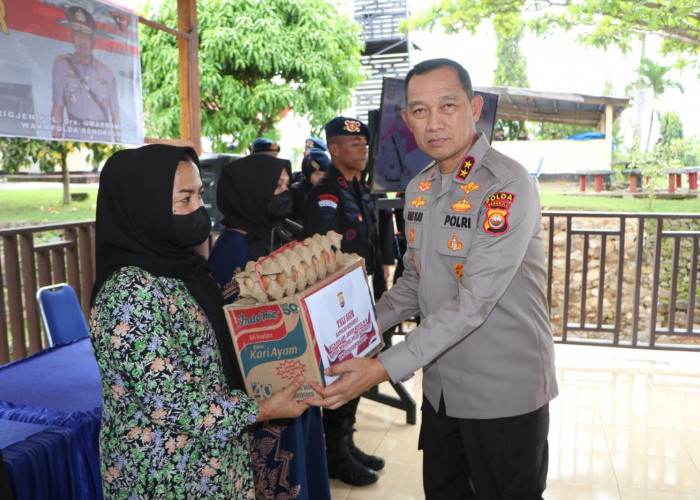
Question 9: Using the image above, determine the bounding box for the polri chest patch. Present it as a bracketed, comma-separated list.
[443, 214, 473, 229]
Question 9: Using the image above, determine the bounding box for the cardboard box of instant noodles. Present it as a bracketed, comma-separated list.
[223, 256, 383, 401]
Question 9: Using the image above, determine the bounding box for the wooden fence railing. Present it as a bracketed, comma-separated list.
[1, 212, 699, 364]
[1, 221, 95, 363]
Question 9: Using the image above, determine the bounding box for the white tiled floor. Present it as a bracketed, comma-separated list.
[331, 343, 700, 499]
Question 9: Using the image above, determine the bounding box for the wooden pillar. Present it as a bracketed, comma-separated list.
[177, 0, 201, 155]
[603, 104, 613, 169]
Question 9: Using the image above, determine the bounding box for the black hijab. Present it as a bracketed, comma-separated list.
[92, 144, 244, 391]
[217, 153, 293, 258]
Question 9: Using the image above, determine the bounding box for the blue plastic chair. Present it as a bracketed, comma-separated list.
[530, 156, 544, 185]
[36, 283, 90, 347]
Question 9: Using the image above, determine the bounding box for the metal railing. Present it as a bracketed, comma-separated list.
[544, 212, 699, 350]
[1, 212, 699, 364]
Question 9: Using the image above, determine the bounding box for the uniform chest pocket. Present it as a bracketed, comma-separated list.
[436, 213, 476, 258]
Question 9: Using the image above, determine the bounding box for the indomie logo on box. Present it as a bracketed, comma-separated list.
[230, 305, 282, 332]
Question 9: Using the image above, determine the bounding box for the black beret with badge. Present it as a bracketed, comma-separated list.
[252, 137, 281, 154]
[305, 137, 328, 152]
[324, 117, 371, 144]
[301, 148, 331, 179]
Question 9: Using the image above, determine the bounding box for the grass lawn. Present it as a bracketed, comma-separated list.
[539, 189, 700, 213]
[0, 188, 98, 228]
[1, 183, 699, 229]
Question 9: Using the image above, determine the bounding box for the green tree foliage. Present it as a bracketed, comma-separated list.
[492, 12, 529, 140]
[403, 0, 700, 74]
[660, 111, 684, 140]
[140, 0, 365, 153]
[0, 138, 118, 204]
[629, 138, 684, 207]
[531, 122, 589, 140]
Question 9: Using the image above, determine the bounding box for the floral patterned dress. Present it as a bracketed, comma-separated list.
[90, 266, 259, 499]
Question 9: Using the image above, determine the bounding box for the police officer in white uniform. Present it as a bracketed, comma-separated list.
[51, 7, 120, 142]
[307, 58, 558, 499]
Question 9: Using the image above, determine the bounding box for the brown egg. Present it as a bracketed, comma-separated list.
[276, 273, 286, 286]
[261, 275, 270, 289]
[310, 257, 318, 273]
[320, 252, 328, 267]
[298, 262, 308, 276]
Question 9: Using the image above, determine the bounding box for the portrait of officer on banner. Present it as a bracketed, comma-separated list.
[51, 6, 121, 142]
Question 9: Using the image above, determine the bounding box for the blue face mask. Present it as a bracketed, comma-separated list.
[173, 206, 211, 248]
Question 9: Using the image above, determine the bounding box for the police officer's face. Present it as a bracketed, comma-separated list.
[402, 66, 483, 173]
[330, 136, 368, 173]
[71, 30, 94, 58]
[172, 161, 204, 214]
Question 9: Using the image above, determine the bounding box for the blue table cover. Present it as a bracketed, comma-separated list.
[1, 420, 90, 499]
[0, 338, 103, 499]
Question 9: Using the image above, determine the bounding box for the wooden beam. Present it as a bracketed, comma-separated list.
[177, 0, 201, 154]
[138, 16, 189, 39]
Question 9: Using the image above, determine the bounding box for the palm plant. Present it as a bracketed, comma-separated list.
[636, 58, 684, 150]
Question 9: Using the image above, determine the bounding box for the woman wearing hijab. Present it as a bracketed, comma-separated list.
[208, 153, 331, 500]
[90, 144, 308, 499]
[208, 153, 295, 302]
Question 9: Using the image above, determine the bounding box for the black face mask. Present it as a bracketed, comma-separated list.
[266, 190, 293, 221]
[173, 206, 211, 248]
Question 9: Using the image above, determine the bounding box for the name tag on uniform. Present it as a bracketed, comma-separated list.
[406, 210, 423, 222]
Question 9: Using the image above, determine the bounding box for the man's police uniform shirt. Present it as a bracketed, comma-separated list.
[376, 132, 559, 419]
[52, 52, 118, 122]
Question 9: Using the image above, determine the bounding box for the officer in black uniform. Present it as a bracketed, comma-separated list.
[302, 116, 386, 486]
[291, 147, 330, 226]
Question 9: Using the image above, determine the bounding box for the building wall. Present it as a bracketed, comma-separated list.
[492, 139, 610, 175]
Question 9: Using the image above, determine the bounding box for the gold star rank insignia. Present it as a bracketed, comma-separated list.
[455, 155, 475, 181]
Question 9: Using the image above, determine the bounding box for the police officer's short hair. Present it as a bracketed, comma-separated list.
[404, 58, 474, 102]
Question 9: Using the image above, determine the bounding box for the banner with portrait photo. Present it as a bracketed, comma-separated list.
[372, 77, 499, 193]
[0, 0, 143, 144]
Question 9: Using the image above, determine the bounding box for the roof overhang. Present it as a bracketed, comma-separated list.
[475, 86, 630, 128]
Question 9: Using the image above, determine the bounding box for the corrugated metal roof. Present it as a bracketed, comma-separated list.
[475, 86, 630, 128]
